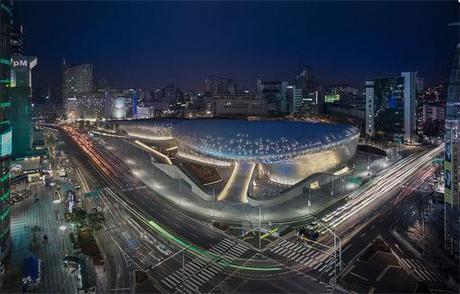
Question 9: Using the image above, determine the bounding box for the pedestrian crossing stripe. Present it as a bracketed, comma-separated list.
[160, 238, 250, 292]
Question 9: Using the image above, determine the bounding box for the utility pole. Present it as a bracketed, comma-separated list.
[331, 175, 334, 197]
[259, 206, 262, 250]
[182, 251, 185, 293]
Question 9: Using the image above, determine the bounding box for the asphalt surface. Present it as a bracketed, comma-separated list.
[55, 127, 333, 293]
[52, 124, 448, 293]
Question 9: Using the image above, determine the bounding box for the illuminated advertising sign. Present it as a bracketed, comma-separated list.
[0, 129, 12, 157]
[12, 59, 27, 68]
[445, 142, 452, 162]
[444, 140, 453, 206]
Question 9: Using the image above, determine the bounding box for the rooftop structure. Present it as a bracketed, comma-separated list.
[172, 119, 359, 163]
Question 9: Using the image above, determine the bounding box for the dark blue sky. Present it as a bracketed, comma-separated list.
[14, 1, 459, 91]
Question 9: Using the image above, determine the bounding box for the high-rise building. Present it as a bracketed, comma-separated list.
[294, 66, 320, 115]
[9, 24, 23, 57]
[422, 104, 445, 124]
[205, 76, 237, 96]
[295, 66, 313, 93]
[287, 85, 303, 115]
[258, 80, 288, 114]
[9, 56, 37, 159]
[402, 71, 419, 143]
[365, 72, 420, 143]
[62, 62, 93, 120]
[0, 0, 12, 263]
[444, 40, 460, 261]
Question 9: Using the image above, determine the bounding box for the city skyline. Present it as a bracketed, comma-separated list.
[2, 1, 459, 293]
[14, 1, 458, 91]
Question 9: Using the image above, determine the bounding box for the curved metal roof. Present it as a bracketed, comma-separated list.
[172, 119, 359, 162]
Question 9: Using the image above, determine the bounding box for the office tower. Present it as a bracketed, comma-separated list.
[205, 76, 237, 96]
[258, 80, 289, 114]
[444, 41, 460, 261]
[9, 56, 37, 158]
[294, 66, 320, 114]
[422, 104, 445, 123]
[296, 66, 313, 93]
[9, 24, 23, 57]
[0, 0, 12, 263]
[365, 72, 420, 143]
[287, 85, 303, 115]
[62, 62, 93, 120]
[401, 72, 419, 143]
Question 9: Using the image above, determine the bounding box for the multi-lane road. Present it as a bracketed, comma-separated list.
[52, 125, 444, 293]
[52, 127, 334, 292]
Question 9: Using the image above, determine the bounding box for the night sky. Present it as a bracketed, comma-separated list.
[14, 1, 459, 91]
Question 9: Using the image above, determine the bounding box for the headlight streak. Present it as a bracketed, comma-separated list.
[322, 145, 443, 230]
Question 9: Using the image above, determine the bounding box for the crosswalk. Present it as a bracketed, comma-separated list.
[269, 239, 337, 277]
[397, 257, 444, 283]
[161, 238, 250, 293]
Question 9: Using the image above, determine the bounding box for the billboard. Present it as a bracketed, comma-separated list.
[444, 140, 453, 206]
[0, 129, 12, 158]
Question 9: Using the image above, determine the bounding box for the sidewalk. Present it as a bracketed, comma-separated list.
[2, 183, 79, 292]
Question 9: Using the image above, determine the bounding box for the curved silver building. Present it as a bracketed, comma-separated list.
[172, 119, 359, 185]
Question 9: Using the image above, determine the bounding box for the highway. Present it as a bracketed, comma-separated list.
[54, 126, 333, 293]
[266, 144, 444, 283]
[50, 124, 446, 292]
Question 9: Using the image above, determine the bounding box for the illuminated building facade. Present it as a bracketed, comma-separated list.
[105, 119, 359, 191]
[287, 85, 303, 115]
[9, 56, 37, 158]
[444, 42, 460, 261]
[257, 80, 289, 114]
[172, 119, 359, 185]
[0, 0, 12, 262]
[62, 63, 93, 120]
[365, 72, 421, 143]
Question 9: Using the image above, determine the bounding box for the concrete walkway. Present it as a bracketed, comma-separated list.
[2, 183, 79, 293]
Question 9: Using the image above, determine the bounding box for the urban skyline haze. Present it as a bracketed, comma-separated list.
[14, 1, 459, 90]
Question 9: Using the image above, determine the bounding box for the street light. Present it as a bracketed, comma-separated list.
[330, 175, 334, 197]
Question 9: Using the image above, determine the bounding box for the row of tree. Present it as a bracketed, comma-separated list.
[67, 207, 105, 231]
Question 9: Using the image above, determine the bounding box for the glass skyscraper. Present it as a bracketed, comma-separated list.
[444, 41, 460, 261]
[0, 0, 12, 263]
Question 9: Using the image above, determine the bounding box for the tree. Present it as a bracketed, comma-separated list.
[407, 219, 424, 248]
[68, 207, 88, 228]
[407, 219, 435, 254]
[87, 208, 105, 231]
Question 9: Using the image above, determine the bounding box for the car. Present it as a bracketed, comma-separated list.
[307, 222, 319, 231]
[156, 244, 172, 256]
[306, 230, 320, 241]
[75, 184, 81, 190]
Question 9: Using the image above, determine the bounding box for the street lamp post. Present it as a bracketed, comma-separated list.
[259, 206, 262, 250]
[331, 175, 334, 197]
